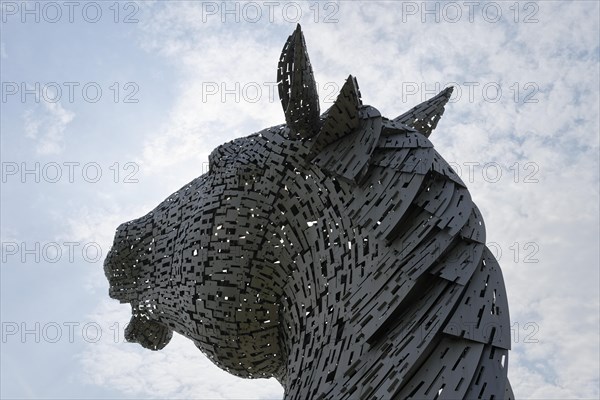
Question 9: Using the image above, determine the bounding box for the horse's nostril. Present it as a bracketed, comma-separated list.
[103, 247, 118, 280]
[104, 223, 143, 303]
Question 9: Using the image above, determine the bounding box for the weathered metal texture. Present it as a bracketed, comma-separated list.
[104, 25, 513, 400]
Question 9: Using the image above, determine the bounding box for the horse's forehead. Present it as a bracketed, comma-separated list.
[207, 131, 287, 178]
[209, 134, 261, 160]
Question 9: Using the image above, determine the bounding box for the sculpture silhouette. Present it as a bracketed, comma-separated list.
[104, 25, 514, 399]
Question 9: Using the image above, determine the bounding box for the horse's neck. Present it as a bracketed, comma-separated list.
[273, 170, 441, 398]
[277, 230, 399, 399]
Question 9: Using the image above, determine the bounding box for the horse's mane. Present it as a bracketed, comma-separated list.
[271, 75, 515, 398]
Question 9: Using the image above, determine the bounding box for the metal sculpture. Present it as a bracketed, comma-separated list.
[104, 25, 514, 399]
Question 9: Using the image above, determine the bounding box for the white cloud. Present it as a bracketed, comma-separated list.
[78, 299, 284, 399]
[23, 96, 75, 155]
[74, 1, 599, 399]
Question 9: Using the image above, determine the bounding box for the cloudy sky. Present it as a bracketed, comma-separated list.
[1, 1, 598, 399]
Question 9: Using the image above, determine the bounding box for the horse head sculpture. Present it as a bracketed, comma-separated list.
[104, 25, 514, 399]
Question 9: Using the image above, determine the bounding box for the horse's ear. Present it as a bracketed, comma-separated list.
[394, 87, 453, 137]
[309, 75, 382, 184]
[309, 75, 362, 156]
[278, 24, 320, 139]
